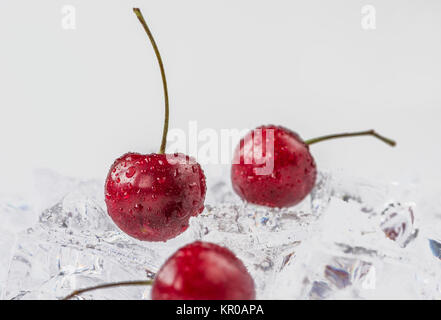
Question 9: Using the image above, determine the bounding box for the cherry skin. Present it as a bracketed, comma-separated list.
[105, 152, 206, 241]
[151, 241, 256, 300]
[231, 125, 317, 208]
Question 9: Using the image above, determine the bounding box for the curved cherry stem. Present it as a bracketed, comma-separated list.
[62, 280, 153, 300]
[304, 130, 396, 147]
[133, 8, 169, 154]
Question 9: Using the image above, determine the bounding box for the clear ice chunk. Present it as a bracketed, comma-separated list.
[2, 168, 441, 299]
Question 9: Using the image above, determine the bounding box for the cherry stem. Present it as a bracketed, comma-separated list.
[62, 280, 153, 300]
[304, 130, 396, 147]
[133, 8, 169, 154]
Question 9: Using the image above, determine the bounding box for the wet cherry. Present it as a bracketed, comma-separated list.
[105, 9, 206, 241]
[231, 125, 396, 208]
[152, 241, 256, 300]
[63, 241, 256, 300]
[231, 125, 316, 208]
[105, 153, 205, 241]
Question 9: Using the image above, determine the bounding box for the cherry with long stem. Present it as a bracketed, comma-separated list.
[63, 280, 153, 300]
[69, 9, 173, 299]
[304, 129, 396, 147]
[133, 8, 169, 154]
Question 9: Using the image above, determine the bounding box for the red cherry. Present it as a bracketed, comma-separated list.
[152, 241, 256, 300]
[105, 153, 206, 241]
[103, 9, 207, 241]
[232, 126, 396, 208]
[231, 125, 317, 208]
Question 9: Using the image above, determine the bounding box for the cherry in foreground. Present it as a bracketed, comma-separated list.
[105, 9, 206, 241]
[231, 125, 396, 208]
[63, 241, 256, 300]
[152, 241, 255, 300]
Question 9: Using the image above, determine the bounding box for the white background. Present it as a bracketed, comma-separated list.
[0, 0, 440, 194]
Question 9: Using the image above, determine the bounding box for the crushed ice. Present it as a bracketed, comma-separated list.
[1, 169, 441, 299]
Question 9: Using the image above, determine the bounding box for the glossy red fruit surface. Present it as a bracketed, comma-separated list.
[152, 241, 255, 300]
[105, 152, 206, 242]
[231, 125, 317, 208]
